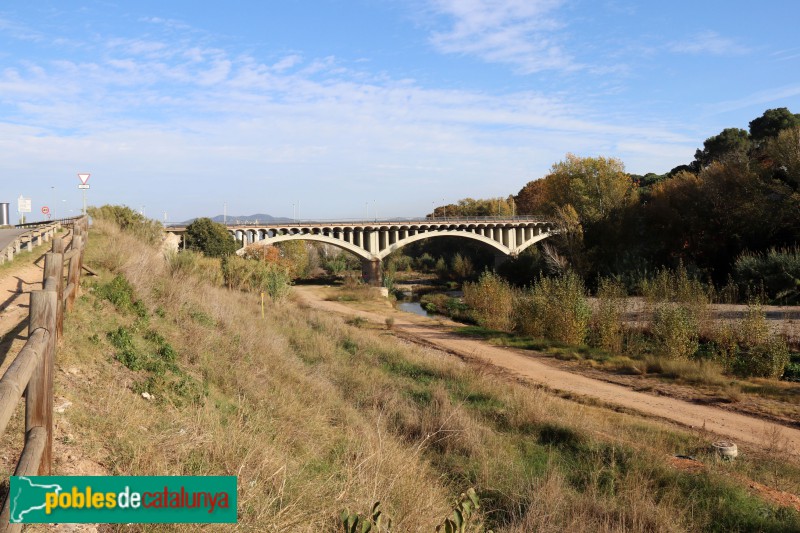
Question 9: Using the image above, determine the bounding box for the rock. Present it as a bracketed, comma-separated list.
[141, 391, 153, 400]
[55, 400, 73, 413]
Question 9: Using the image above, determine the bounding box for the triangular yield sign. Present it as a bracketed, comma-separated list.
[78, 173, 90, 184]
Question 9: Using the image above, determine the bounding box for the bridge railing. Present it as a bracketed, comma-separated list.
[0, 216, 89, 532]
[167, 215, 556, 228]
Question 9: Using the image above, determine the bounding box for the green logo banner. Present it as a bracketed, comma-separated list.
[9, 476, 237, 523]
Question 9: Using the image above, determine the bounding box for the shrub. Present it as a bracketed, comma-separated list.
[257, 263, 293, 302]
[640, 263, 709, 306]
[463, 271, 516, 332]
[651, 304, 699, 359]
[732, 304, 790, 378]
[185, 217, 238, 258]
[221, 255, 253, 290]
[451, 253, 474, 280]
[733, 247, 800, 304]
[323, 255, 348, 275]
[518, 271, 590, 345]
[590, 277, 628, 353]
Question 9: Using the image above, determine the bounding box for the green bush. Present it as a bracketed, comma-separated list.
[257, 263, 293, 302]
[96, 274, 148, 318]
[732, 304, 790, 378]
[590, 277, 628, 353]
[651, 304, 699, 359]
[733, 247, 800, 304]
[518, 271, 590, 345]
[640, 263, 709, 306]
[185, 217, 237, 258]
[463, 271, 516, 332]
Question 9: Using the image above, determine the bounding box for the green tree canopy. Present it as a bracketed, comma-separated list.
[185, 217, 237, 257]
[693, 128, 750, 168]
[749, 107, 800, 142]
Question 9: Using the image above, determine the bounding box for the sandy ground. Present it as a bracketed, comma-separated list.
[293, 285, 800, 457]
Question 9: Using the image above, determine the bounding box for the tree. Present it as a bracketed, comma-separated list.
[185, 217, 238, 257]
[542, 153, 635, 224]
[765, 125, 800, 189]
[514, 179, 547, 215]
[749, 107, 800, 142]
[693, 128, 750, 168]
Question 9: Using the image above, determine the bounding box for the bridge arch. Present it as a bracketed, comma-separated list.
[514, 231, 556, 255]
[236, 233, 374, 261]
[375, 229, 511, 260]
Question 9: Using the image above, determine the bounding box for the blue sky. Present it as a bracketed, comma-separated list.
[2, 0, 799, 222]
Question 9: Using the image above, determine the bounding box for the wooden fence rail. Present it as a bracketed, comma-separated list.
[0, 216, 89, 532]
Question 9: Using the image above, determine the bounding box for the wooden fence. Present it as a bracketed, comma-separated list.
[0, 216, 89, 532]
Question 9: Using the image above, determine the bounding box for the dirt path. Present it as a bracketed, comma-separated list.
[293, 286, 800, 457]
[0, 260, 46, 361]
[0, 233, 71, 369]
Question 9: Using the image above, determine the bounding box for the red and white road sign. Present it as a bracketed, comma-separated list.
[41, 206, 50, 215]
[78, 173, 90, 185]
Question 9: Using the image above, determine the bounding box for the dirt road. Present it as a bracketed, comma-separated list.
[293, 286, 800, 456]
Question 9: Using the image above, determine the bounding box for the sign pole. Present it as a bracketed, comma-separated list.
[77, 173, 91, 215]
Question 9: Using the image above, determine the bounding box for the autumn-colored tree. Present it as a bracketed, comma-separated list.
[765, 125, 800, 189]
[429, 196, 516, 217]
[542, 154, 636, 224]
[514, 179, 547, 215]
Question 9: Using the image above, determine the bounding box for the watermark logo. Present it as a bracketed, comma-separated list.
[9, 476, 236, 524]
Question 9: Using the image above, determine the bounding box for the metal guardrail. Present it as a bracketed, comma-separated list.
[0, 222, 63, 265]
[15, 215, 84, 229]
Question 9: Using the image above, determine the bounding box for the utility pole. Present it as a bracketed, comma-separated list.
[224, 202, 227, 225]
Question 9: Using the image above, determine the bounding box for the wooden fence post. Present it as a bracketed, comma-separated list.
[25, 290, 57, 475]
[43, 253, 64, 343]
[50, 238, 66, 340]
[65, 239, 81, 311]
[52, 236, 65, 254]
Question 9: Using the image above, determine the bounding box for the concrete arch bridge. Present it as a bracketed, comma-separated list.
[226, 216, 559, 284]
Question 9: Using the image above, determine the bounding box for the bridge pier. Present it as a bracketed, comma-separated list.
[361, 259, 383, 286]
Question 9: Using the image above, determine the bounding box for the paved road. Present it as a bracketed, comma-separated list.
[0, 228, 32, 251]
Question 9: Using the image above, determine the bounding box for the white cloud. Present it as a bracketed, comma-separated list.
[426, 0, 579, 73]
[0, 13, 693, 220]
[669, 31, 749, 56]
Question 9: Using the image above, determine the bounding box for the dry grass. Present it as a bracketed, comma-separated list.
[42, 219, 800, 531]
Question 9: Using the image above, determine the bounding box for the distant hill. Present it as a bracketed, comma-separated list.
[180, 213, 294, 225]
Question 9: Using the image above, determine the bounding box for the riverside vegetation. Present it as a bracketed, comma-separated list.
[30, 210, 799, 531]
